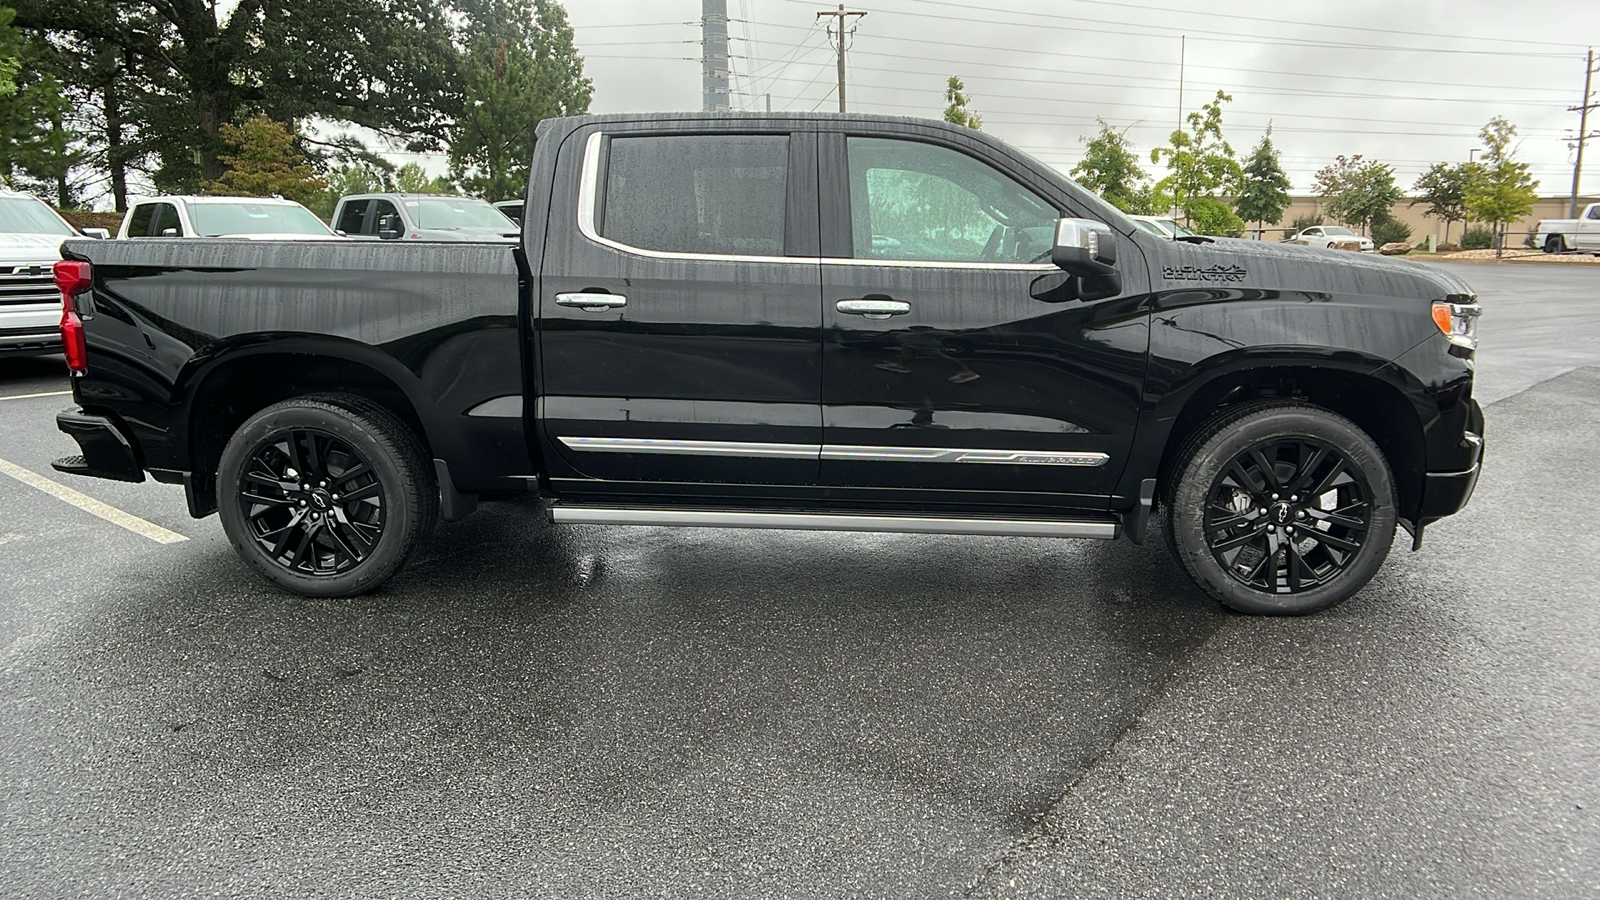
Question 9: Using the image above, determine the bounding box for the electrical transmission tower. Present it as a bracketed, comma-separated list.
[817, 4, 866, 113]
[702, 0, 730, 112]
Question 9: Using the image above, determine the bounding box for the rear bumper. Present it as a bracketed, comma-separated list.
[54, 407, 144, 483]
[1418, 399, 1483, 524]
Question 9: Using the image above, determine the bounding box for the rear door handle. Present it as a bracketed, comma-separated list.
[836, 298, 911, 319]
[555, 292, 626, 311]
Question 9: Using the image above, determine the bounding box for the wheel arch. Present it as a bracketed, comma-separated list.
[1148, 355, 1427, 524]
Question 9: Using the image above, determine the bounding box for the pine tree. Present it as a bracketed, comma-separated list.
[1234, 128, 1292, 238]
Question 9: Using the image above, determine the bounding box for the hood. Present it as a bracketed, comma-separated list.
[1139, 235, 1475, 301]
[0, 232, 70, 262]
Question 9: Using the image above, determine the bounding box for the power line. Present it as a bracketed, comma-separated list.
[816, 5, 867, 113]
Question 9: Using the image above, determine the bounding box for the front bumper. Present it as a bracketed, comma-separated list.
[53, 407, 145, 483]
[1418, 398, 1484, 524]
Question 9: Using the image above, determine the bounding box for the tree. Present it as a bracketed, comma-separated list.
[449, 0, 592, 200]
[1071, 118, 1164, 215]
[942, 75, 981, 130]
[1410, 162, 1471, 245]
[1463, 117, 1539, 256]
[396, 162, 452, 194]
[1234, 127, 1292, 237]
[0, 16, 80, 204]
[1312, 154, 1401, 236]
[0, 6, 21, 96]
[204, 115, 327, 208]
[1151, 90, 1242, 227]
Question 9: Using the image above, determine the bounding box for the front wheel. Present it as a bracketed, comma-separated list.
[1164, 403, 1396, 615]
[217, 394, 437, 597]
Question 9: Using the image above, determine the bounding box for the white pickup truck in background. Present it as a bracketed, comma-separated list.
[1536, 203, 1600, 253]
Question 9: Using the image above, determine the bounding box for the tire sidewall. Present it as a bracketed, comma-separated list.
[1170, 407, 1397, 615]
[217, 402, 416, 597]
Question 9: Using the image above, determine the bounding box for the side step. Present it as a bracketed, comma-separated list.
[547, 505, 1119, 540]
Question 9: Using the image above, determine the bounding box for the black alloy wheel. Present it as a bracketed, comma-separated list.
[1165, 402, 1396, 615]
[217, 394, 437, 597]
[1203, 436, 1372, 595]
[236, 428, 384, 577]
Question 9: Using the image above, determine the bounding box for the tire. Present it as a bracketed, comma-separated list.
[1163, 402, 1396, 615]
[1545, 235, 1566, 254]
[217, 393, 438, 597]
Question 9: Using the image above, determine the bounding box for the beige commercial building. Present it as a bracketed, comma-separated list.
[1251, 195, 1599, 245]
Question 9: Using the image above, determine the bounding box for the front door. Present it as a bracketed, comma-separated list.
[818, 134, 1148, 507]
[537, 127, 823, 491]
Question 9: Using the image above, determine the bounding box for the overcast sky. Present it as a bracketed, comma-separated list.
[527, 0, 1600, 197]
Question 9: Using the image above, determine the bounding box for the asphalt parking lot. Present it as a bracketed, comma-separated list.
[1, 262, 1596, 898]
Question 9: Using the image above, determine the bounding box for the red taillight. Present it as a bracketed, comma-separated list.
[54, 260, 92, 374]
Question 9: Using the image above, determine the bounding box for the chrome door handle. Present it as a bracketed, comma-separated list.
[836, 298, 911, 319]
[555, 292, 626, 311]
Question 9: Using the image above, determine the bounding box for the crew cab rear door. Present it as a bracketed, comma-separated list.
[536, 125, 823, 490]
[815, 129, 1149, 507]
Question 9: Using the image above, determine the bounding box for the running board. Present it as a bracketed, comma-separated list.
[546, 505, 1119, 540]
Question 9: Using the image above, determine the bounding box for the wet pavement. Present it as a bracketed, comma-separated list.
[0, 262, 1595, 898]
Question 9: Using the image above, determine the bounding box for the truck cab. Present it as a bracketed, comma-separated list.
[331, 193, 519, 242]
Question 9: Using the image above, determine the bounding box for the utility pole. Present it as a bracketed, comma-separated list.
[817, 4, 866, 113]
[1569, 48, 1597, 218]
[702, 0, 730, 112]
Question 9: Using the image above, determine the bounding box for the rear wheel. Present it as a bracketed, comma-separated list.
[1545, 235, 1566, 254]
[1164, 402, 1396, 615]
[217, 394, 437, 597]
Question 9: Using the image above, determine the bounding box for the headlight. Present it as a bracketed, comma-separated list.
[1432, 301, 1481, 350]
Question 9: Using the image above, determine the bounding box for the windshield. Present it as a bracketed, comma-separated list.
[188, 202, 331, 237]
[1323, 226, 1355, 236]
[404, 197, 515, 230]
[0, 196, 75, 236]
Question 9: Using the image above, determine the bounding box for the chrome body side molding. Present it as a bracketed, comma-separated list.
[547, 505, 1119, 540]
[558, 436, 1110, 467]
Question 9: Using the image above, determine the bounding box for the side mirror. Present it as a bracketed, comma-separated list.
[80, 227, 111, 239]
[377, 215, 402, 240]
[161, 227, 179, 237]
[1051, 218, 1118, 276]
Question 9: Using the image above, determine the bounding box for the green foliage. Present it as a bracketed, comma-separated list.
[1234, 128, 1292, 228]
[942, 76, 981, 130]
[1369, 212, 1412, 246]
[203, 115, 327, 208]
[1150, 90, 1242, 227]
[1463, 117, 1539, 252]
[1071, 118, 1160, 214]
[0, 6, 21, 97]
[1186, 196, 1244, 237]
[1460, 226, 1494, 250]
[449, 0, 591, 201]
[0, 20, 80, 205]
[1312, 154, 1401, 235]
[396, 162, 452, 194]
[1410, 162, 1471, 242]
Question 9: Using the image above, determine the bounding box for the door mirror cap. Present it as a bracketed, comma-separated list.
[160, 227, 180, 237]
[1052, 218, 1118, 276]
[80, 227, 111, 240]
[377, 214, 402, 240]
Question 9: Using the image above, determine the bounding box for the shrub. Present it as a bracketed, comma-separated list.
[1436, 243, 1462, 252]
[1370, 214, 1412, 247]
[1460, 227, 1494, 250]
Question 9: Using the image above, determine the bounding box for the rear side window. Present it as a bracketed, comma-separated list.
[336, 201, 369, 234]
[126, 204, 156, 237]
[600, 135, 787, 257]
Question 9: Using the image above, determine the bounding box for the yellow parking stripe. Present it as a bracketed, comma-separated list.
[0, 457, 187, 544]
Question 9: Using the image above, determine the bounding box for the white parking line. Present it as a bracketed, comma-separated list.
[0, 457, 187, 544]
[0, 390, 72, 402]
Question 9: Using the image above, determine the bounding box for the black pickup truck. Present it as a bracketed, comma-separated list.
[50, 113, 1483, 614]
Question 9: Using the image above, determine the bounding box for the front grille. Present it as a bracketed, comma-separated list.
[0, 263, 59, 308]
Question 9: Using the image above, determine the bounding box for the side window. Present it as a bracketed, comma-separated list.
[126, 204, 155, 237]
[336, 200, 369, 234]
[1588, 206, 1600, 220]
[1306, 227, 1322, 236]
[370, 199, 400, 234]
[600, 134, 788, 257]
[153, 203, 182, 236]
[846, 137, 1058, 263]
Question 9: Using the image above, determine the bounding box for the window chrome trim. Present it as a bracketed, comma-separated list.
[577, 130, 1058, 272]
[548, 505, 1119, 540]
[558, 436, 1109, 466]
